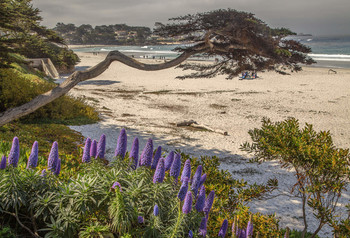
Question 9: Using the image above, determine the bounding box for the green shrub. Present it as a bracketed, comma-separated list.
[241, 117, 350, 238]
[0, 66, 98, 124]
[0, 131, 284, 237]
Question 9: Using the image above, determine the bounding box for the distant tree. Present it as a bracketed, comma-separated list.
[0, 0, 79, 71]
[0, 9, 315, 125]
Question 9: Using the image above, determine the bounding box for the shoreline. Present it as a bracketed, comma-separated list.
[67, 51, 350, 237]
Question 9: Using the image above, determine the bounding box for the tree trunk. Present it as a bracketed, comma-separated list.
[0, 49, 205, 126]
[301, 194, 308, 238]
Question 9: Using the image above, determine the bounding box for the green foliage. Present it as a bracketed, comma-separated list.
[241, 117, 350, 237]
[0, 0, 78, 70]
[0, 226, 15, 238]
[0, 134, 285, 238]
[0, 66, 99, 124]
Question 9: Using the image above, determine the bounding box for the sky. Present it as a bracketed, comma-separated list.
[32, 0, 350, 36]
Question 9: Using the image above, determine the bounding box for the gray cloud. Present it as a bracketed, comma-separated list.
[32, 0, 350, 35]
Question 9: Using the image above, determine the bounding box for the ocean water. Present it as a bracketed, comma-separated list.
[72, 35, 350, 68]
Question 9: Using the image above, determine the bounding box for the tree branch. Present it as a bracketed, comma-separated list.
[0, 48, 205, 126]
[2, 210, 43, 238]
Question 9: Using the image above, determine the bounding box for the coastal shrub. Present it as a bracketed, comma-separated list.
[241, 117, 350, 238]
[0, 130, 285, 237]
[0, 66, 98, 124]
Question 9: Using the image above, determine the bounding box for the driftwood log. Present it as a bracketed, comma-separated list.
[0, 48, 206, 126]
[176, 120, 228, 136]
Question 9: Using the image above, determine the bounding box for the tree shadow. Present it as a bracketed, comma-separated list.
[78, 80, 121, 86]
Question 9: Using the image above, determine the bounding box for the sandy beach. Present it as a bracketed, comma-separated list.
[68, 52, 350, 237]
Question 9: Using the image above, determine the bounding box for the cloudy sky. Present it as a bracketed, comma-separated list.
[32, 0, 349, 36]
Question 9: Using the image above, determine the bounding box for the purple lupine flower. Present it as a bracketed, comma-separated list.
[164, 151, 174, 171]
[188, 230, 193, 238]
[153, 158, 165, 183]
[82, 138, 92, 163]
[0, 155, 6, 170]
[170, 153, 181, 179]
[198, 173, 207, 188]
[54, 158, 61, 176]
[40, 169, 47, 177]
[153, 204, 159, 216]
[111, 181, 122, 192]
[195, 185, 206, 212]
[96, 134, 106, 159]
[238, 229, 246, 238]
[129, 137, 139, 170]
[151, 146, 162, 169]
[8, 137, 20, 167]
[27, 141, 38, 169]
[246, 215, 254, 238]
[137, 216, 144, 223]
[199, 218, 207, 237]
[181, 159, 191, 183]
[182, 191, 192, 214]
[115, 128, 127, 158]
[90, 139, 97, 158]
[140, 138, 153, 167]
[48, 141, 59, 172]
[218, 219, 228, 237]
[203, 190, 215, 216]
[232, 217, 237, 236]
[191, 165, 203, 197]
[177, 177, 189, 201]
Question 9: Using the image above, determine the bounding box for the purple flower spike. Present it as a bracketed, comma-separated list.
[129, 137, 139, 170]
[199, 218, 207, 237]
[203, 190, 215, 216]
[246, 215, 254, 238]
[181, 159, 191, 183]
[115, 128, 127, 158]
[137, 216, 144, 224]
[164, 151, 174, 171]
[188, 230, 193, 238]
[96, 134, 106, 159]
[151, 146, 162, 169]
[218, 219, 228, 237]
[182, 191, 192, 214]
[153, 158, 165, 183]
[195, 185, 206, 212]
[199, 173, 207, 188]
[191, 165, 203, 197]
[48, 141, 59, 172]
[54, 158, 61, 176]
[0, 155, 7, 169]
[238, 229, 246, 238]
[8, 137, 20, 167]
[178, 177, 189, 201]
[170, 154, 181, 179]
[90, 139, 97, 158]
[27, 141, 39, 169]
[40, 169, 46, 177]
[82, 138, 92, 163]
[111, 181, 122, 192]
[140, 138, 153, 167]
[153, 204, 159, 216]
[232, 217, 237, 235]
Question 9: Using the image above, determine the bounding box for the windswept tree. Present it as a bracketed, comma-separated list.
[0, 8, 314, 126]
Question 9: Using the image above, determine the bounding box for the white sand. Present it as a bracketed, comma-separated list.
[68, 52, 350, 237]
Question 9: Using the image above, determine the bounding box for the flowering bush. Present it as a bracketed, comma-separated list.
[0, 129, 293, 237]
